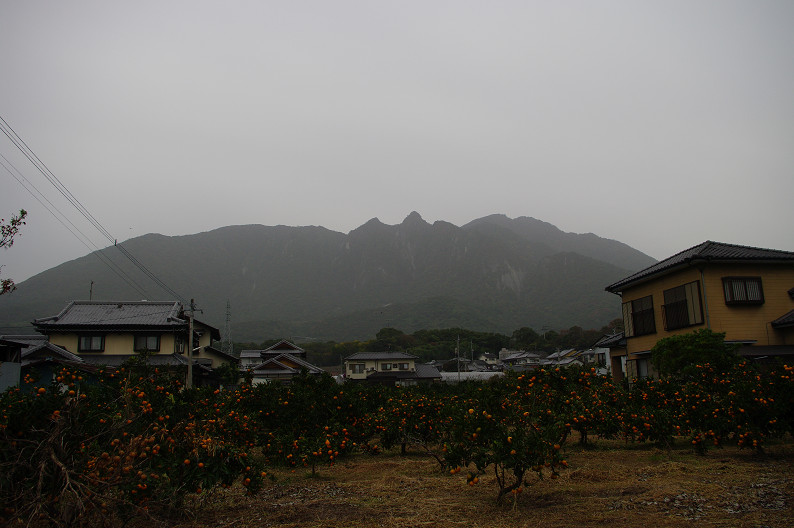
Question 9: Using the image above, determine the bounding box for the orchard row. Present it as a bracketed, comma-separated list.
[1, 360, 792, 525]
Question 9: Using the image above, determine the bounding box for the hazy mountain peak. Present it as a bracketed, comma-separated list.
[400, 211, 431, 230]
[0, 212, 653, 340]
[462, 214, 656, 271]
[351, 217, 386, 231]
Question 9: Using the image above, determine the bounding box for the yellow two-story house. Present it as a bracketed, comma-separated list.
[31, 301, 235, 383]
[605, 241, 794, 380]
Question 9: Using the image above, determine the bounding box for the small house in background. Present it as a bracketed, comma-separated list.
[605, 241, 794, 380]
[500, 350, 541, 369]
[592, 333, 626, 380]
[240, 339, 308, 368]
[28, 300, 237, 387]
[343, 351, 441, 386]
[542, 349, 579, 364]
[477, 351, 500, 366]
[241, 340, 324, 384]
[0, 336, 30, 391]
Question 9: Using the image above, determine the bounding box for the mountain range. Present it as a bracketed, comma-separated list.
[0, 213, 655, 341]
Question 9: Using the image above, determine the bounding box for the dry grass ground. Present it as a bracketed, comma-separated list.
[162, 437, 793, 528]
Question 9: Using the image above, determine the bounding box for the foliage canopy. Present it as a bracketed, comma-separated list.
[0, 209, 27, 296]
[651, 328, 739, 377]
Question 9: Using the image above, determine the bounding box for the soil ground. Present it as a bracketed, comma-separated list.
[157, 437, 794, 528]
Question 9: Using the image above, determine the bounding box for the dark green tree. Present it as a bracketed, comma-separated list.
[511, 327, 539, 350]
[651, 328, 739, 377]
[0, 209, 27, 295]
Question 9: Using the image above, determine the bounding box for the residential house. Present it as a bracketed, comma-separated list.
[0, 336, 31, 391]
[343, 351, 441, 386]
[570, 347, 610, 375]
[30, 300, 237, 386]
[592, 334, 626, 377]
[240, 340, 324, 384]
[500, 350, 542, 370]
[605, 241, 794, 380]
[240, 339, 309, 368]
[477, 352, 500, 366]
[542, 349, 580, 365]
[434, 357, 494, 373]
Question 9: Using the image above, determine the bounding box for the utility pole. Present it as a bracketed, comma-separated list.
[222, 300, 232, 355]
[186, 299, 195, 389]
[456, 334, 460, 384]
[89, 281, 94, 301]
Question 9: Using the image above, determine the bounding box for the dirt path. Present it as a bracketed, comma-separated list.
[160, 439, 793, 528]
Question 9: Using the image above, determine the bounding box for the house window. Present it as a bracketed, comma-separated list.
[350, 363, 365, 374]
[78, 335, 105, 352]
[662, 281, 703, 330]
[381, 362, 392, 371]
[626, 357, 650, 379]
[637, 358, 649, 378]
[398, 362, 410, 371]
[134, 335, 161, 352]
[622, 295, 655, 337]
[723, 277, 764, 305]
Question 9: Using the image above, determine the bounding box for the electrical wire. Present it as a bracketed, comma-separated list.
[0, 154, 150, 297]
[0, 116, 187, 304]
[1, 152, 150, 294]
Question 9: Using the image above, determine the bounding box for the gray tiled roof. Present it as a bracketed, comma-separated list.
[248, 353, 324, 375]
[22, 342, 83, 363]
[1, 335, 48, 346]
[593, 332, 626, 348]
[203, 345, 238, 363]
[415, 363, 442, 379]
[263, 340, 304, 353]
[34, 301, 185, 329]
[606, 241, 794, 293]
[77, 353, 213, 371]
[771, 309, 794, 329]
[344, 351, 418, 361]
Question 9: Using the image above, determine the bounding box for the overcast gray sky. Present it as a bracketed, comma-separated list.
[2, 1, 793, 284]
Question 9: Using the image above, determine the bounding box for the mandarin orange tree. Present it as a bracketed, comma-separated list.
[681, 361, 793, 453]
[378, 386, 449, 461]
[620, 377, 677, 447]
[0, 364, 264, 527]
[246, 373, 365, 476]
[441, 372, 570, 504]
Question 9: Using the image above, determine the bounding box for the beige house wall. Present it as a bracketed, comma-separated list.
[190, 331, 222, 367]
[703, 264, 794, 345]
[620, 263, 794, 358]
[48, 332, 182, 356]
[345, 358, 415, 380]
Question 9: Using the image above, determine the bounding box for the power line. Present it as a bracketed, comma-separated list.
[0, 115, 186, 303]
[0, 116, 114, 242]
[0, 154, 150, 296]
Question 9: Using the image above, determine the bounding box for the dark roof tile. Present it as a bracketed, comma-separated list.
[34, 301, 184, 328]
[344, 351, 418, 361]
[607, 241, 794, 292]
[771, 309, 794, 329]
